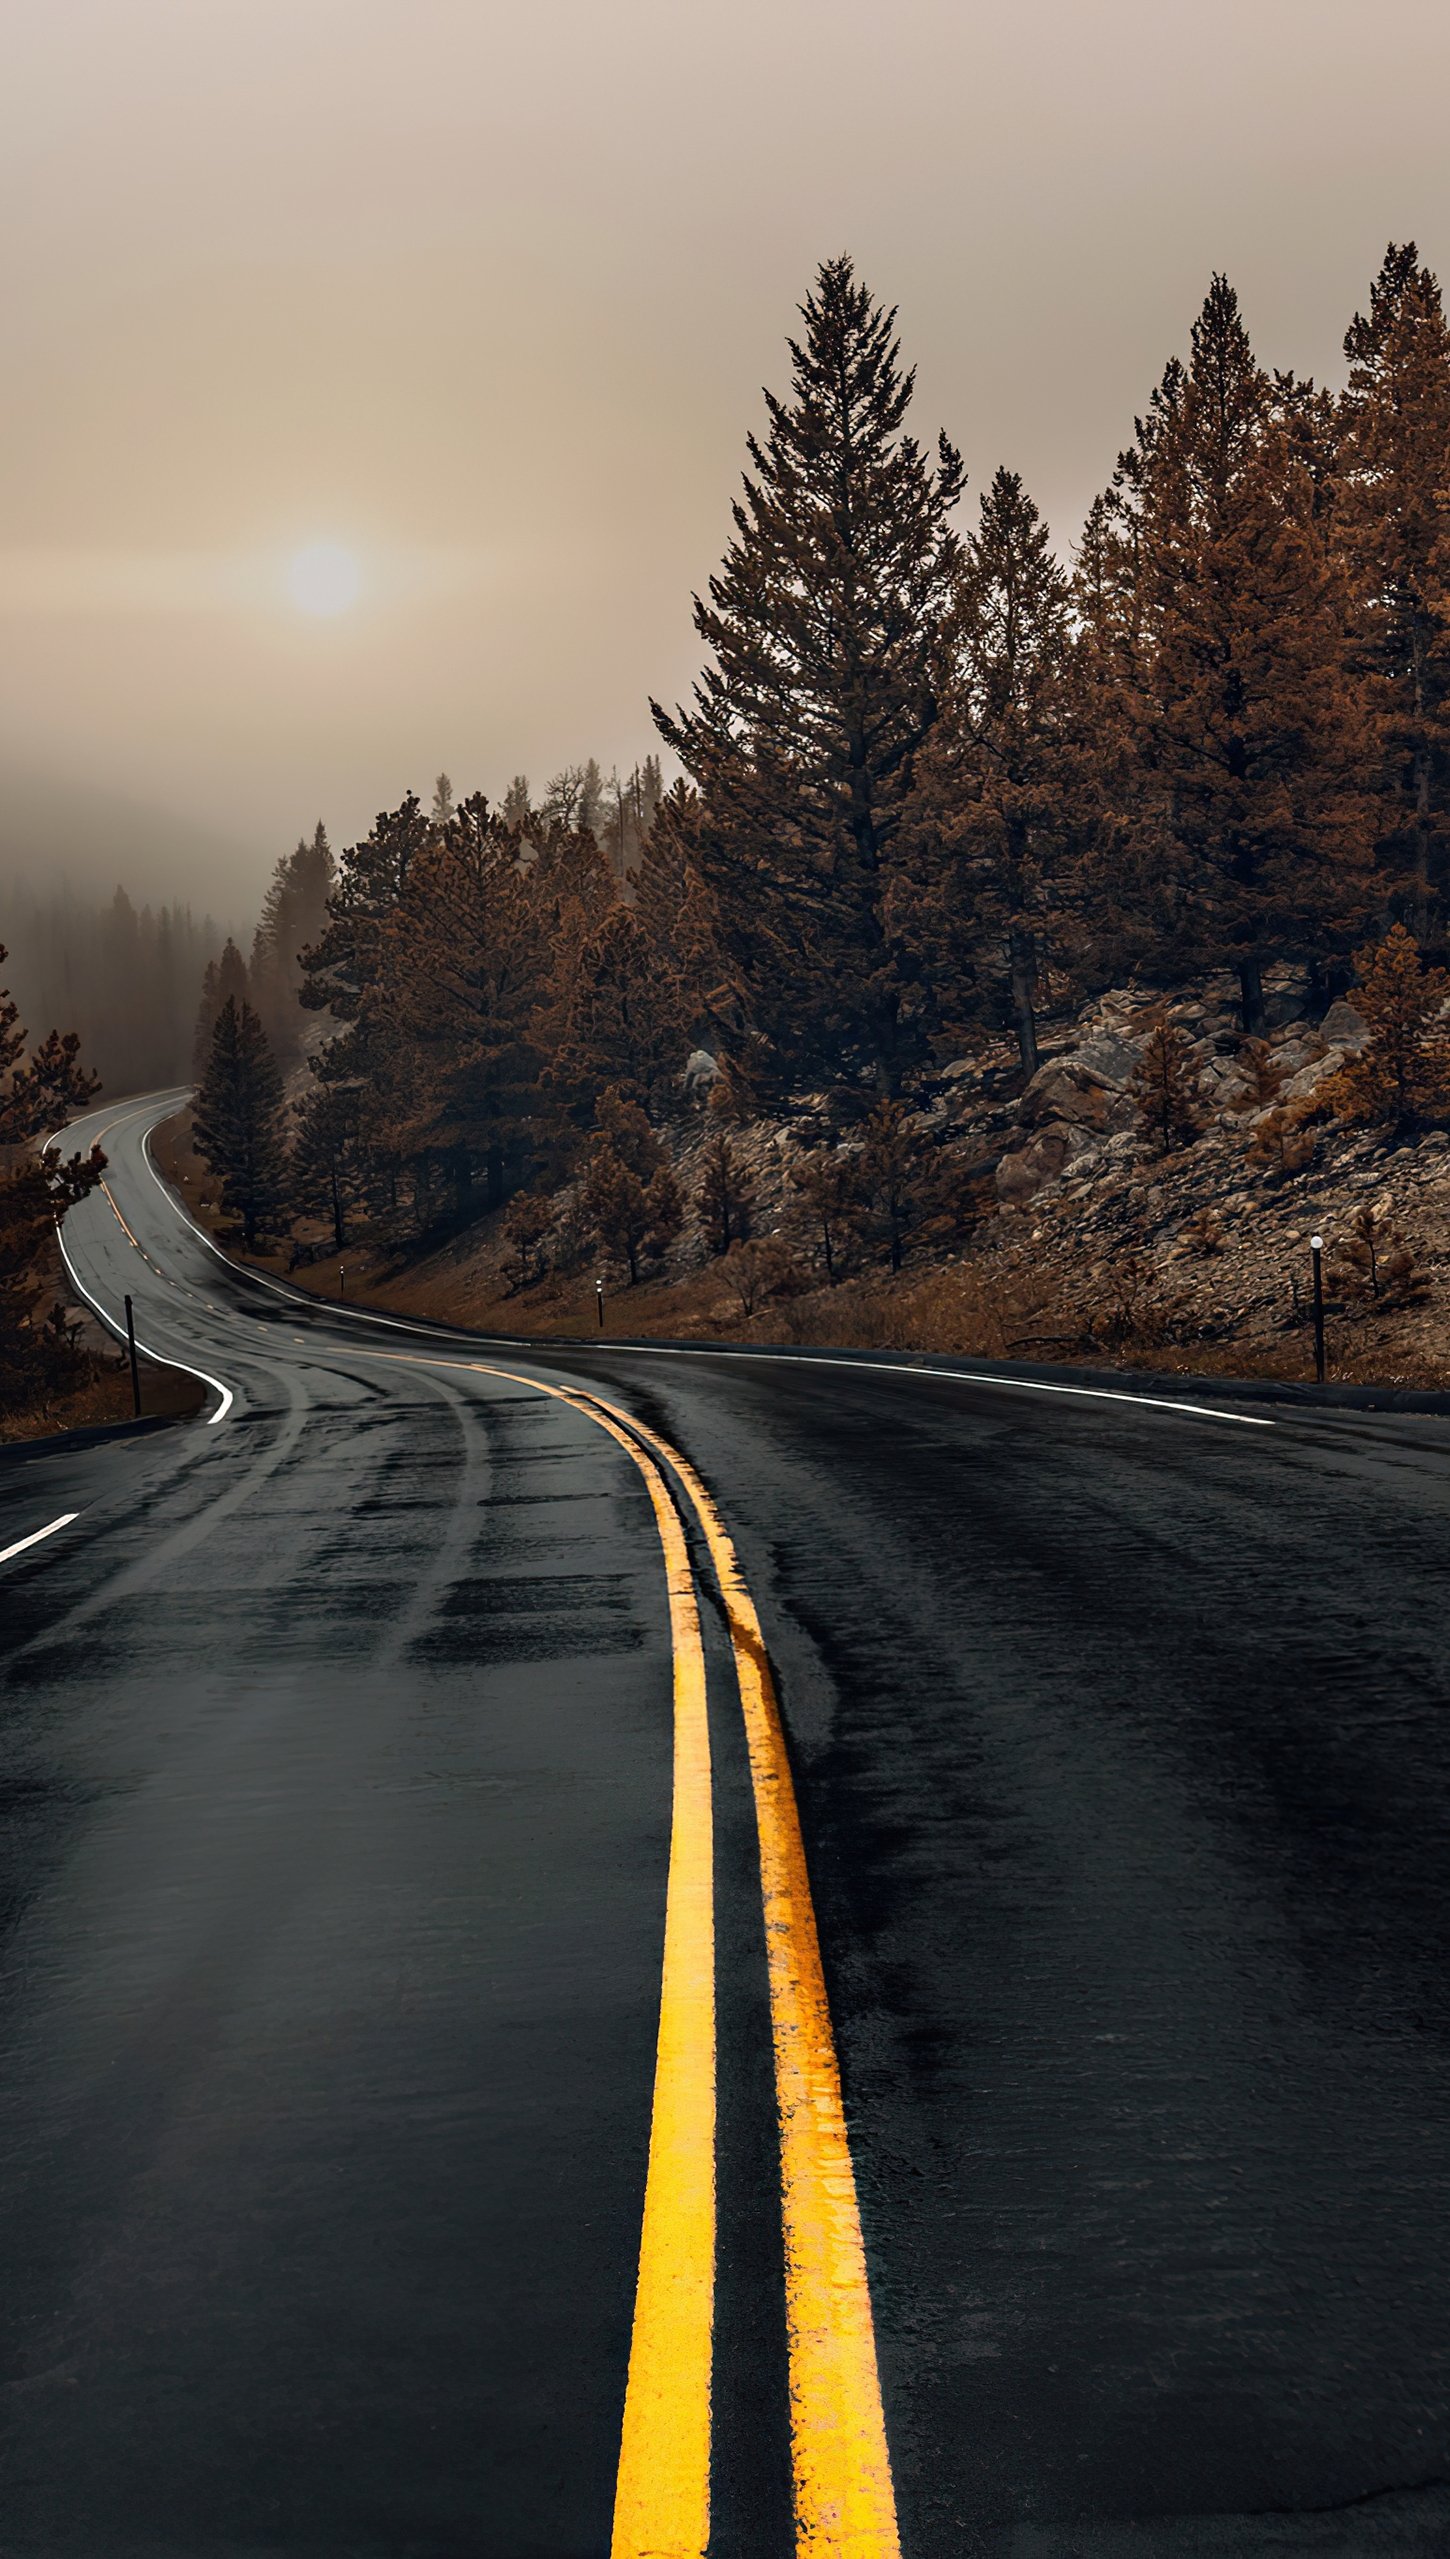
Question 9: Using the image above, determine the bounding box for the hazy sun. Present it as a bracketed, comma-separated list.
[286, 541, 362, 617]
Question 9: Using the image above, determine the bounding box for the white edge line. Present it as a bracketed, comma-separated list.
[0, 1511, 80, 1567]
[587, 1345, 1278, 1428]
[55, 1220, 235, 1426]
[122, 1094, 1270, 1433]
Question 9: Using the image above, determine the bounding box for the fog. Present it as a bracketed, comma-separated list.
[3, 0, 1449, 903]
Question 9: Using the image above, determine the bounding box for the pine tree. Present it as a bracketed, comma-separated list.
[250, 822, 335, 1064]
[553, 904, 690, 1121]
[695, 1132, 755, 1255]
[1132, 1014, 1203, 1153]
[501, 1188, 554, 1290]
[431, 773, 456, 834]
[0, 945, 101, 1142]
[580, 1087, 682, 1282]
[193, 936, 249, 1078]
[193, 995, 288, 1246]
[788, 1143, 862, 1282]
[378, 794, 546, 1214]
[300, 796, 430, 1029]
[1329, 921, 1450, 1131]
[854, 1099, 950, 1272]
[654, 257, 964, 1094]
[902, 467, 1074, 1070]
[292, 1076, 364, 1251]
[1100, 280, 1373, 1026]
[501, 775, 531, 834]
[1337, 244, 1450, 938]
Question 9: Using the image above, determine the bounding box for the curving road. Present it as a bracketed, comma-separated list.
[3, 1092, 1450, 2557]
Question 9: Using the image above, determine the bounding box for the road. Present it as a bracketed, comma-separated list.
[2, 1092, 1450, 2558]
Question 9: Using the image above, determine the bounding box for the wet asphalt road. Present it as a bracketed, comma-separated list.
[2, 1094, 1450, 2556]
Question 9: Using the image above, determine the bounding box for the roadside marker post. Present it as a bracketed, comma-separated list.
[1310, 1234, 1326, 1384]
[123, 1292, 142, 1417]
[596, 1276, 605, 1330]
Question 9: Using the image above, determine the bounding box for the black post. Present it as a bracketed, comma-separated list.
[339, 1261, 346, 1298]
[123, 1292, 142, 1417]
[596, 1277, 605, 1331]
[1310, 1234, 1326, 1385]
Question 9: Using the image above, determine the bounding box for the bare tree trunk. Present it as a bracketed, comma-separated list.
[1238, 954, 1265, 1035]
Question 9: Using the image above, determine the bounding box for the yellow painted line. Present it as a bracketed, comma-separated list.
[346, 1343, 898, 2551]
[100, 1178, 143, 1252]
[464, 1362, 716, 2559]
[566, 1385, 901, 2559]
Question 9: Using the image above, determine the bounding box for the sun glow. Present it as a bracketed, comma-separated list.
[286, 541, 363, 617]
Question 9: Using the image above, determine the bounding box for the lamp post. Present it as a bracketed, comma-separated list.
[1310, 1234, 1326, 1385]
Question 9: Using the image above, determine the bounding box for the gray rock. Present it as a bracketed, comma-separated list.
[1319, 998, 1369, 1049]
[994, 1120, 1095, 1207]
[1020, 1057, 1138, 1134]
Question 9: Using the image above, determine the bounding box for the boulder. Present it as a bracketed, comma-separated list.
[1319, 998, 1369, 1050]
[1280, 1045, 1347, 1104]
[995, 1120, 1094, 1207]
[1019, 1056, 1138, 1133]
[1073, 1031, 1141, 1087]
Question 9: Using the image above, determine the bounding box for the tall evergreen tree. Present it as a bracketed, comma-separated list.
[193, 995, 288, 1247]
[1112, 279, 1372, 1025]
[193, 935, 249, 1077]
[1337, 244, 1450, 940]
[902, 468, 1074, 1069]
[654, 256, 964, 1094]
[553, 904, 690, 1121]
[377, 794, 546, 1212]
[250, 822, 335, 1062]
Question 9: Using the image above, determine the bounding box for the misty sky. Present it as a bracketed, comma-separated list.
[4, 0, 1450, 904]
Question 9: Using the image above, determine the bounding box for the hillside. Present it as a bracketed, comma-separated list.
[158, 960, 1450, 1392]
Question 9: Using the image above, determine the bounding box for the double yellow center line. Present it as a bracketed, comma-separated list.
[468, 1365, 901, 2559]
[350, 1347, 900, 2553]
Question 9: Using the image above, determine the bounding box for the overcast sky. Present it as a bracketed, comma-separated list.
[3, 0, 1449, 901]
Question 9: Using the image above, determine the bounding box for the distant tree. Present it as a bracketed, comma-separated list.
[579, 757, 605, 842]
[541, 766, 587, 833]
[1329, 922, 1450, 1132]
[1132, 1014, 1203, 1153]
[695, 1131, 755, 1255]
[193, 996, 289, 1247]
[654, 256, 964, 1094]
[430, 773, 456, 834]
[502, 775, 533, 834]
[580, 1087, 682, 1282]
